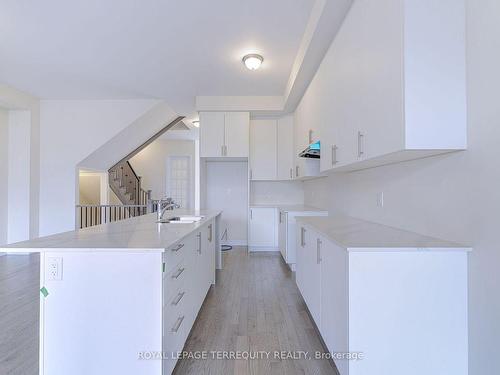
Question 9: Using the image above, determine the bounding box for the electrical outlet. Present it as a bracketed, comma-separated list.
[47, 257, 63, 281]
[377, 192, 384, 208]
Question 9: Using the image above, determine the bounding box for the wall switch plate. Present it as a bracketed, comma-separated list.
[47, 257, 63, 281]
[377, 192, 384, 208]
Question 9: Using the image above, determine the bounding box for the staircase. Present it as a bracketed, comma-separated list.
[109, 161, 150, 205]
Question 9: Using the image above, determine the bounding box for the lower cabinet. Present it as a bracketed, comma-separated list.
[279, 209, 328, 270]
[248, 207, 277, 251]
[162, 219, 215, 375]
[296, 222, 468, 375]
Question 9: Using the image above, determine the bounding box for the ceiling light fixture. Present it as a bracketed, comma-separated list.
[242, 54, 264, 71]
[192, 120, 200, 128]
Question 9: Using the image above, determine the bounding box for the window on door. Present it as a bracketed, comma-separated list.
[166, 156, 191, 209]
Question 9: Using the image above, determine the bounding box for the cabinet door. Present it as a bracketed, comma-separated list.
[277, 116, 294, 180]
[248, 208, 276, 248]
[320, 237, 349, 375]
[278, 211, 287, 260]
[250, 119, 277, 180]
[224, 112, 249, 157]
[296, 226, 321, 326]
[200, 112, 225, 157]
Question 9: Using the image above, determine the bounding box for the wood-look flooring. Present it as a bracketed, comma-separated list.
[174, 248, 338, 375]
[0, 253, 39, 375]
[0, 249, 337, 375]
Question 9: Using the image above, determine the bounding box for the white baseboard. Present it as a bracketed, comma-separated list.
[248, 246, 279, 252]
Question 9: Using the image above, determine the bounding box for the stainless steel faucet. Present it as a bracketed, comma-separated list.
[156, 198, 180, 221]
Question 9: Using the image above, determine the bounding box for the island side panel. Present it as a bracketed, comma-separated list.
[39, 250, 163, 375]
[348, 251, 468, 375]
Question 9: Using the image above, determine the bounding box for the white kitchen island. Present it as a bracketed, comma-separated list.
[2, 209, 222, 375]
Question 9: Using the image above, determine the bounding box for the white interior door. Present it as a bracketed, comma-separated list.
[166, 156, 191, 209]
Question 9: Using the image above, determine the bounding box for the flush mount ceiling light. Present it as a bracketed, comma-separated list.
[192, 120, 200, 128]
[242, 54, 264, 71]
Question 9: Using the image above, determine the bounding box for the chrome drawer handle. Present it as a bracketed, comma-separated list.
[171, 316, 185, 333]
[171, 291, 185, 306]
[172, 267, 185, 279]
[172, 243, 184, 252]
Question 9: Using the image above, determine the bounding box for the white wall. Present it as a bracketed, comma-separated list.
[79, 174, 101, 205]
[129, 139, 196, 206]
[0, 109, 8, 246]
[7, 110, 31, 243]
[250, 181, 304, 205]
[301, 0, 499, 373]
[0, 84, 40, 241]
[39, 99, 158, 236]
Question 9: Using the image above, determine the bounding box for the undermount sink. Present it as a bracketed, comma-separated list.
[157, 216, 204, 224]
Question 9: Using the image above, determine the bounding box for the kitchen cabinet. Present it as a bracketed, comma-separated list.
[311, 0, 466, 172]
[200, 111, 249, 158]
[162, 218, 216, 374]
[277, 116, 294, 180]
[224, 112, 249, 157]
[249, 119, 277, 180]
[278, 208, 328, 271]
[200, 112, 225, 157]
[248, 207, 276, 250]
[296, 226, 321, 324]
[293, 108, 321, 180]
[295, 216, 469, 375]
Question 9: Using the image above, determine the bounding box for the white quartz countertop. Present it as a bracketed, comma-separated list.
[296, 215, 471, 251]
[2, 209, 222, 252]
[249, 204, 327, 213]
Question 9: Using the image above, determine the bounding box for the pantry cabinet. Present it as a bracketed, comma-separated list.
[199, 112, 249, 158]
[311, 0, 466, 172]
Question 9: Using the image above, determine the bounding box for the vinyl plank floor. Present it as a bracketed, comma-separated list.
[0, 253, 39, 375]
[174, 248, 338, 375]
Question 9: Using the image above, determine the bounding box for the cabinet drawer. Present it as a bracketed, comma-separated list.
[163, 260, 187, 301]
[163, 240, 189, 275]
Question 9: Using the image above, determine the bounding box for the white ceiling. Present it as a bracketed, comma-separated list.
[0, 0, 316, 115]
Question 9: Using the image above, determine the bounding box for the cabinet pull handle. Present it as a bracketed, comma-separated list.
[301, 227, 306, 247]
[279, 212, 282, 224]
[332, 145, 338, 165]
[224, 145, 228, 156]
[172, 267, 185, 279]
[171, 243, 184, 252]
[197, 232, 202, 254]
[250, 169, 252, 180]
[221, 145, 224, 156]
[295, 165, 299, 178]
[171, 316, 185, 333]
[317, 238, 322, 264]
[208, 224, 212, 242]
[358, 131, 364, 158]
[289, 168, 293, 179]
[171, 291, 185, 306]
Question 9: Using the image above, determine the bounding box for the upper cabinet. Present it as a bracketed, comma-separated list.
[297, 0, 466, 173]
[276, 116, 295, 180]
[250, 119, 277, 180]
[200, 112, 249, 158]
[249, 115, 296, 181]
